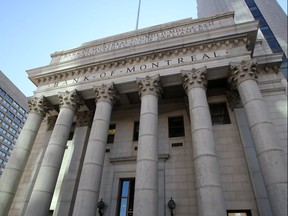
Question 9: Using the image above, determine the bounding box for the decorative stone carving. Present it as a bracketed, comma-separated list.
[226, 90, 242, 110]
[228, 59, 258, 89]
[136, 74, 162, 98]
[58, 89, 84, 110]
[94, 82, 118, 104]
[28, 96, 53, 116]
[76, 111, 93, 127]
[181, 67, 207, 92]
[47, 115, 57, 131]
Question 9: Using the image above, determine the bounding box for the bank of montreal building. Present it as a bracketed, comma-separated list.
[0, 12, 287, 216]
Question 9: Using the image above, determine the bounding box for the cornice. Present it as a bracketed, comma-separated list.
[27, 15, 258, 85]
[30, 35, 251, 87]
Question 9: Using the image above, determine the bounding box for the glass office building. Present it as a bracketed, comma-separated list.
[0, 70, 28, 176]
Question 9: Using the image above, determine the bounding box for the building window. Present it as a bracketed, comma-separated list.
[68, 122, 76, 140]
[133, 121, 139, 141]
[0, 88, 6, 96]
[117, 178, 135, 216]
[266, 38, 282, 53]
[209, 103, 231, 125]
[107, 124, 116, 144]
[227, 210, 252, 216]
[0, 105, 7, 113]
[168, 116, 185, 137]
[6, 95, 13, 103]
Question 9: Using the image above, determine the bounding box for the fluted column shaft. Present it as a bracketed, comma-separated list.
[134, 75, 162, 216]
[0, 96, 52, 216]
[24, 90, 83, 216]
[72, 83, 117, 216]
[182, 68, 226, 216]
[229, 59, 287, 216]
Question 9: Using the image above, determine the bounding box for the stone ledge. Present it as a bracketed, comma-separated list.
[109, 153, 169, 163]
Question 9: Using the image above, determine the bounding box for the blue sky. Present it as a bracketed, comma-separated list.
[0, 0, 287, 97]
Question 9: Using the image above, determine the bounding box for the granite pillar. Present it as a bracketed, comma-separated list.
[133, 75, 162, 216]
[0, 96, 52, 216]
[72, 83, 117, 216]
[182, 68, 226, 216]
[24, 90, 83, 216]
[229, 59, 287, 216]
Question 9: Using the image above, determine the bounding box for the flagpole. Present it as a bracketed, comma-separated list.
[136, 0, 142, 30]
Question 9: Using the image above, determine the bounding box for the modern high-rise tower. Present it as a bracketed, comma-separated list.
[197, 0, 288, 77]
[0, 70, 29, 176]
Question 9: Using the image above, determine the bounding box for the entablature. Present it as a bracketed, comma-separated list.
[27, 12, 258, 88]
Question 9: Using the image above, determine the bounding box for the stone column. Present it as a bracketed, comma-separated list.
[182, 68, 226, 216]
[134, 75, 162, 216]
[0, 96, 52, 216]
[53, 111, 93, 216]
[24, 89, 84, 216]
[229, 59, 287, 216]
[227, 91, 273, 216]
[72, 83, 117, 216]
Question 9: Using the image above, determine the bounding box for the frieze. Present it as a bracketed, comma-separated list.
[48, 50, 228, 89]
[59, 21, 215, 62]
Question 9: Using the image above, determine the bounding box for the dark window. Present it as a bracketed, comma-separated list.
[107, 124, 116, 144]
[5, 95, 13, 103]
[0, 88, 6, 96]
[250, 6, 261, 16]
[209, 103, 231, 125]
[133, 121, 139, 141]
[227, 210, 252, 216]
[8, 111, 15, 118]
[254, 16, 268, 27]
[260, 26, 274, 39]
[117, 178, 135, 216]
[168, 116, 185, 137]
[266, 38, 282, 53]
[245, 0, 256, 7]
[68, 122, 76, 140]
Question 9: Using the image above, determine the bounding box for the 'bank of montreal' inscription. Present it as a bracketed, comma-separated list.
[51, 50, 227, 88]
[59, 21, 214, 62]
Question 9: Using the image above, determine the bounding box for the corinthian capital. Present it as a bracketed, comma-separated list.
[136, 74, 162, 98]
[58, 89, 84, 110]
[94, 83, 118, 104]
[28, 96, 53, 117]
[181, 67, 207, 92]
[228, 59, 258, 89]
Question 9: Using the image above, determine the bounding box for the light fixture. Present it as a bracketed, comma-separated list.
[167, 197, 176, 216]
[97, 199, 105, 216]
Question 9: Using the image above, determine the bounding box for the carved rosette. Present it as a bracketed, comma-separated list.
[228, 59, 258, 89]
[136, 74, 162, 98]
[28, 96, 53, 117]
[181, 67, 207, 92]
[58, 89, 84, 111]
[226, 90, 242, 110]
[76, 111, 94, 127]
[94, 83, 118, 104]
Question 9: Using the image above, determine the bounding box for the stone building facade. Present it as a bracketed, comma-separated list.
[0, 12, 287, 216]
